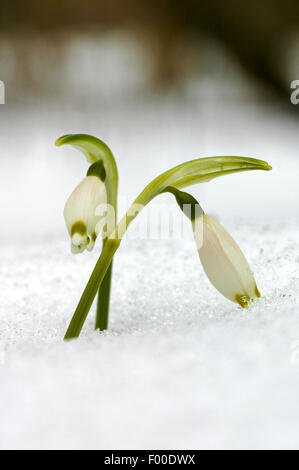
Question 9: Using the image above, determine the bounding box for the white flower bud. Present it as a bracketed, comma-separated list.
[196, 214, 260, 307]
[64, 175, 107, 254]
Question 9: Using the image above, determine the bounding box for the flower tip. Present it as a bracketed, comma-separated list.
[235, 284, 261, 308]
[55, 135, 72, 147]
[255, 284, 261, 298]
[235, 293, 251, 308]
[264, 162, 272, 171]
[71, 233, 84, 246]
[71, 243, 85, 255]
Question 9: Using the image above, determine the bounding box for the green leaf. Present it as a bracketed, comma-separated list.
[56, 134, 119, 334]
[55, 134, 118, 221]
[114, 156, 271, 239]
[56, 134, 113, 164]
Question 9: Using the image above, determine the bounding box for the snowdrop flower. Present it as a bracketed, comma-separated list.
[64, 162, 107, 254]
[195, 214, 260, 307]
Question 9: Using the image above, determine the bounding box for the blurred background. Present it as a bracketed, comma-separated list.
[1, 0, 299, 103]
[0, 0, 299, 240]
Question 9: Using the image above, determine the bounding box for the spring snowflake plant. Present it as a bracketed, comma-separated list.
[56, 134, 272, 339]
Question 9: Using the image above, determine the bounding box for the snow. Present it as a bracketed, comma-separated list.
[1, 95, 299, 449]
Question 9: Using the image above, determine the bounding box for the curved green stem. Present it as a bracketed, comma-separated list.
[56, 134, 119, 333]
[113, 156, 271, 240]
[95, 241, 113, 331]
[62, 153, 271, 339]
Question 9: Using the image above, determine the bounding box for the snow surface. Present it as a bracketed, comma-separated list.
[1, 96, 299, 449]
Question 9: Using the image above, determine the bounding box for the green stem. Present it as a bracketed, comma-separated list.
[62, 152, 271, 340]
[95, 175, 117, 331]
[64, 239, 120, 340]
[95, 259, 113, 331]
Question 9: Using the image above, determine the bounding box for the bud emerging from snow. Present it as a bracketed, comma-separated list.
[64, 162, 107, 254]
[196, 214, 260, 307]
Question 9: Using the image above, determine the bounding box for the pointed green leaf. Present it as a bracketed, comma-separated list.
[115, 156, 271, 239]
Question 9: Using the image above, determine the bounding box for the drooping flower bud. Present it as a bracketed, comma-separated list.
[196, 214, 260, 307]
[64, 161, 107, 254]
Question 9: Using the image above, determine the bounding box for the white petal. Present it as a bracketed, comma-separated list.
[198, 215, 260, 306]
[86, 239, 95, 252]
[71, 243, 85, 255]
[193, 215, 204, 250]
[64, 175, 107, 253]
[71, 233, 86, 247]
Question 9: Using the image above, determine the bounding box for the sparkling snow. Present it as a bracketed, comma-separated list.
[1, 96, 299, 449]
